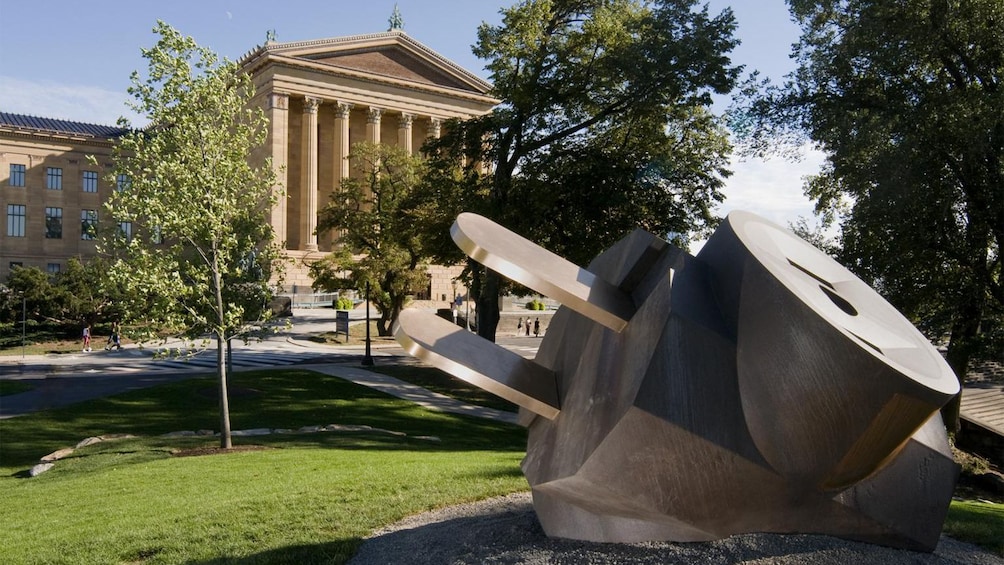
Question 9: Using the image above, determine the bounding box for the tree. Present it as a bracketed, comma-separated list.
[421, 0, 740, 341]
[311, 142, 430, 336]
[99, 21, 283, 449]
[731, 0, 1004, 431]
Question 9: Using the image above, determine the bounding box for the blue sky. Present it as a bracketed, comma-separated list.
[0, 0, 824, 238]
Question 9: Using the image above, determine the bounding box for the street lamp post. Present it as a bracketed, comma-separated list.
[21, 293, 26, 359]
[362, 281, 374, 366]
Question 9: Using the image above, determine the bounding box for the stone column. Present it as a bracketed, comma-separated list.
[366, 107, 383, 144]
[301, 96, 321, 252]
[427, 117, 442, 139]
[398, 113, 414, 153]
[265, 92, 289, 249]
[334, 103, 353, 185]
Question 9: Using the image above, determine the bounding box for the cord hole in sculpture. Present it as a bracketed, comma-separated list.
[820, 285, 858, 316]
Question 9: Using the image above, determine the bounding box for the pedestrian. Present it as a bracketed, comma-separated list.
[82, 324, 91, 352]
[534, 317, 540, 337]
[452, 305, 459, 326]
[105, 322, 122, 351]
[526, 317, 531, 336]
[517, 317, 523, 334]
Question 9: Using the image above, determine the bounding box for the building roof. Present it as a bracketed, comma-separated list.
[240, 30, 495, 99]
[0, 112, 130, 138]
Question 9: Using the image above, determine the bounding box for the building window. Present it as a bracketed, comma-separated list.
[118, 221, 132, 241]
[46, 167, 63, 190]
[82, 170, 98, 193]
[9, 164, 25, 187]
[81, 209, 98, 240]
[47, 263, 61, 274]
[152, 225, 163, 244]
[9, 262, 23, 271]
[45, 207, 63, 238]
[116, 174, 130, 191]
[6, 204, 25, 237]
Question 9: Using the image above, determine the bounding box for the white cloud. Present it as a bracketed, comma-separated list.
[691, 146, 828, 253]
[0, 76, 144, 127]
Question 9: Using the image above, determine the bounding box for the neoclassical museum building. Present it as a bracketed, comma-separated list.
[0, 29, 497, 301]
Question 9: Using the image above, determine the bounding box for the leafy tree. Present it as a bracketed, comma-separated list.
[312, 142, 429, 336]
[731, 0, 1004, 431]
[421, 0, 739, 340]
[99, 21, 282, 448]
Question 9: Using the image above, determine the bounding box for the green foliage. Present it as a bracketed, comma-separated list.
[420, 0, 740, 339]
[731, 0, 1004, 430]
[99, 21, 283, 447]
[0, 258, 127, 335]
[525, 299, 545, 311]
[313, 142, 429, 336]
[334, 296, 355, 310]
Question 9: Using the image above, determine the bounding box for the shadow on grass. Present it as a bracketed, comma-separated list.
[0, 368, 526, 471]
[158, 539, 361, 565]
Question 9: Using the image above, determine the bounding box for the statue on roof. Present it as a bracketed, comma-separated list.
[265, 29, 277, 44]
[388, 4, 404, 31]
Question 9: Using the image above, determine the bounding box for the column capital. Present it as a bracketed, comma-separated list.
[427, 117, 442, 138]
[335, 102, 353, 119]
[303, 96, 321, 114]
[367, 107, 384, 123]
[267, 92, 289, 110]
[398, 113, 414, 129]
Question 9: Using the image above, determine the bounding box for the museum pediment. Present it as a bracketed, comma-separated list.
[244, 31, 492, 96]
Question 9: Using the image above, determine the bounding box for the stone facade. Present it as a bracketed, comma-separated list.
[0, 30, 496, 295]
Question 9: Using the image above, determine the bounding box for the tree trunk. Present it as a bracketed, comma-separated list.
[217, 334, 232, 449]
[942, 289, 983, 435]
[477, 269, 502, 342]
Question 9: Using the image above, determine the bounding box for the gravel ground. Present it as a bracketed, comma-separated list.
[348, 492, 1004, 565]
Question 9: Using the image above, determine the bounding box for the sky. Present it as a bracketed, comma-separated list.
[0, 0, 825, 241]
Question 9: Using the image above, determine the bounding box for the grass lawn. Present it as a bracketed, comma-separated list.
[0, 369, 527, 564]
[0, 380, 33, 396]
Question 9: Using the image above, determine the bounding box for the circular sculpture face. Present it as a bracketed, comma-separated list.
[732, 212, 956, 391]
[394, 211, 961, 552]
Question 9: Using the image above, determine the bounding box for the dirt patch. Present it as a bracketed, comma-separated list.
[171, 445, 271, 458]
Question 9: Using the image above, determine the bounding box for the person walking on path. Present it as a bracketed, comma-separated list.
[82, 324, 91, 352]
[105, 323, 122, 351]
[526, 317, 531, 336]
[533, 318, 540, 337]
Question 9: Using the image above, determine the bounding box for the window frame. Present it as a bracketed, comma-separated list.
[8, 164, 26, 187]
[46, 167, 63, 190]
[6, 204, 26, 237]
[82, 170, 98, 193]
[45, 206, 63, 239]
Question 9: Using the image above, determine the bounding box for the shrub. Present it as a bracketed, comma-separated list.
[525, 299, 546, 310]
[334, 297, 355, 310]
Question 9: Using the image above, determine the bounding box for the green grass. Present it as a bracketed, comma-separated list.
[0, 380, 33, 396]
[368, 363, 519, 412]
[944, 500, 1004, 555]
[0, 369, 527, 564]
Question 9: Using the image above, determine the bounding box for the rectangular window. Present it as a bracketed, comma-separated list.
[118, 221, 132, 241]
[47, 263, 61, 274]
[152, 225, 163, 244]
[45, 207, 63, 238]
[6, 204, 25, 237]
[81, 209, 98, 240]
[82, 170, 98, 193]
[9, 164, 25, 187]
[46, 167, 63, 190]
[116, 174, 130, 191]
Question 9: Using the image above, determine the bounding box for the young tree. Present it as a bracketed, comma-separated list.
[731, 0, 1004, 431]
[99, 22, 283, 448]
[311, 142, 429, 336]
[422, 0, 740, 340]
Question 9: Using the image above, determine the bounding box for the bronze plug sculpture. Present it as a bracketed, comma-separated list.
[394, 211, 959, 551]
